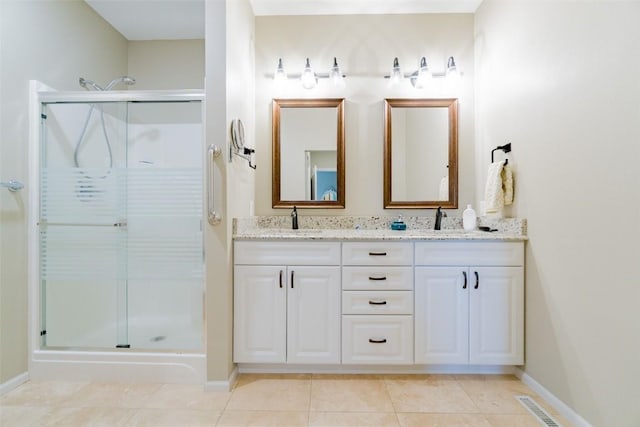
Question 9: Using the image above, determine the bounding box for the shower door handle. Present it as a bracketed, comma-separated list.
[207, 144, 222, 225]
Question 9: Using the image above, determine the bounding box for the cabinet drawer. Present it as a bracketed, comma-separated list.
[342, 242, 413, 266]
[235, 241, 340, 265]
[342, 267, 413, 290]
[342, 291, 413, 315]
[342, 315, 413, 364]
[415, 242, 524, 266]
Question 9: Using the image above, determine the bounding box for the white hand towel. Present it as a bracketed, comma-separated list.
[484, 161, 514, 213]
[503, 164, 514, 206]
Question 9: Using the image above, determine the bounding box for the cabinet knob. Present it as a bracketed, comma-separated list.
[368, 338, 387, 344]
[474, 271, 479, 289]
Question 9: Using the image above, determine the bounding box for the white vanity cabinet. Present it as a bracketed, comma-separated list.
[414, 242, 524, 365]
[341, 242, 414, 364]
[233, 241, 341, 364]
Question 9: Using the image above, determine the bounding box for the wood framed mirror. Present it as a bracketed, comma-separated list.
[384, 98, 458, 209]
[272, 98, 345, 208]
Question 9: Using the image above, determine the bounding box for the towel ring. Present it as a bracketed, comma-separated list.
[491, 142, 512, 164]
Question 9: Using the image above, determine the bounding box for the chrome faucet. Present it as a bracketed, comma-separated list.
[434, 206, 447, 230]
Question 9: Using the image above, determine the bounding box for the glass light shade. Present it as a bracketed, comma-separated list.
[390, 57, 402, 84]
[300, 58, 317, 89]
[414, 57, 432, 89]
[446, 56, 461, 86]
[329, 57, 344, 87]
[274, 58, 287, 84]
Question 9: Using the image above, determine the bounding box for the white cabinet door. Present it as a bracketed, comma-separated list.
[233, 266, 286, 363]
[287, 266, 341, 364]
[469, 267, 524, 365]
[415, 267, 469, 364]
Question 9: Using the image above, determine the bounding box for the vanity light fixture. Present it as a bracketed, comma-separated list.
[271, 57, 346, 89]
[386, 56, 461, 89]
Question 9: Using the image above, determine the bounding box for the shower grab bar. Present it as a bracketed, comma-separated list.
[1, 179, 24, 192]
[207, 144, 222, 225]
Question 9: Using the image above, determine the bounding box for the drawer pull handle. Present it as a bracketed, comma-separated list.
[368, 252, 387, 256]
[474, 271, 479, 289]
[368, 276, 387, 281]
[279, 270, 283, 288]
[462, 271, 467, 289]
[291, 270, 295, 289]
[369, 338, 387, 344]
[368, 300, 387, 305]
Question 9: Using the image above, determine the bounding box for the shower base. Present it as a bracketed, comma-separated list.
[29, 350, 205, 384]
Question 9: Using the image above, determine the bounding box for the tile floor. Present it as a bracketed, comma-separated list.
[0, 374, 573, 426]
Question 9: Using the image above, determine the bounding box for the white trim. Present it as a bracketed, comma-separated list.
[204, 366, 239, 392]
[0, 372, 29, 396]
[237, 364, 516, 375]
[515, 368, 592, 427]
[28, 80, 50, 371]
[38, 89, 204, 104]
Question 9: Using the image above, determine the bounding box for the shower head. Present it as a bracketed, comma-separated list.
[104, 76, 136, 91]
[79, 77, 104, 91]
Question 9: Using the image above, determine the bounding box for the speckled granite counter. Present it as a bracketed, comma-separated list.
[233, 216, 527, 242]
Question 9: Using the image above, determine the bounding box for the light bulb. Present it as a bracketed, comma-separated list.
[390, 57, 402, 84]
[274, 58, 287, 84]
[446, 56, 461, 87]
[414, 57, 432, 89]
[329, 57, 344, 87]
[300, 58, 317, 89]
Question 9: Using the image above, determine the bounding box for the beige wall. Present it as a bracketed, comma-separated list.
[128, 40, 205, 90]
[0, 0, 127, 384]
[254, 14, 475, 216]
[475, 1, 640, 425]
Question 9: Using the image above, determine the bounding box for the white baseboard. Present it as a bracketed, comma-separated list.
[0, 372, 29, 396]
[237, 364, 515, 375]
[204, 366, 239, 392]
[515, 368, 592, 427]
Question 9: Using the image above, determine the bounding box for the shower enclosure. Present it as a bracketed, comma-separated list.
[33, 86, 205, 361]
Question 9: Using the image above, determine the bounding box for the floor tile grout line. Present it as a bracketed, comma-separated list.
[453, 374, 485, 415]
[380, 376, 403, 426]
[307, 376, 313, 427]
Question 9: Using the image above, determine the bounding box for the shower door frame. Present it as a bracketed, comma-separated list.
[27, 81, 208, 383]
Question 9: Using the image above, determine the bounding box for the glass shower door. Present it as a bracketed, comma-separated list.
[40, 101, 129, 349]
[39, 98, 203, 351]
[125, 101, 203, 350]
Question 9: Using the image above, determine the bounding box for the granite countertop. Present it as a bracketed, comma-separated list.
[233, 216, 527, 242]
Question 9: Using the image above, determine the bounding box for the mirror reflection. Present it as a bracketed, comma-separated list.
[384, 98, 458, 209]
[272, 98, 345, 208]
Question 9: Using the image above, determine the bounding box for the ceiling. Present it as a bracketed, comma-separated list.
[85, 0, 482, 41]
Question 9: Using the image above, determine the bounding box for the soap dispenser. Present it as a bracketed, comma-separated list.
[463, 204, 477, 231]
